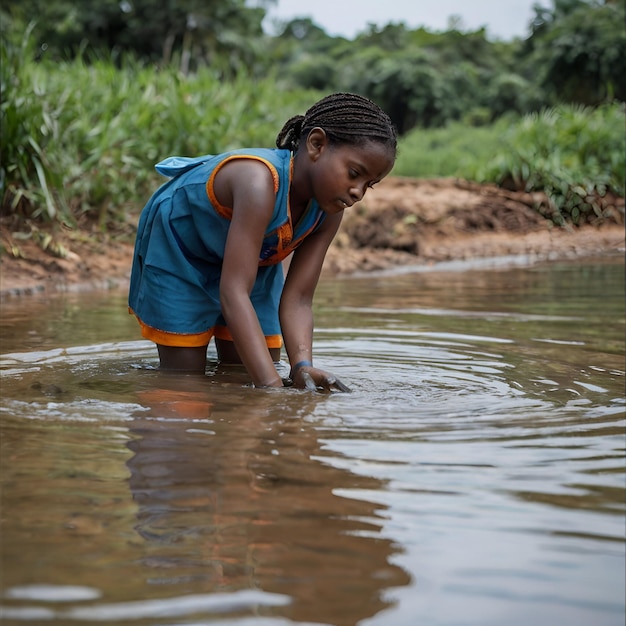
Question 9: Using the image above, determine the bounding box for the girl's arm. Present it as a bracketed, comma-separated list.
[216, 160, 284, 387]
[280, 211, 350, 391]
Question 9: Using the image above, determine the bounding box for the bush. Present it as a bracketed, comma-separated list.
[478, 104, 625, 224]
[394, 103, 624, 226]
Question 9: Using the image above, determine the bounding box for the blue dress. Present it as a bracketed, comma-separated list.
[128, 148, 326, 347]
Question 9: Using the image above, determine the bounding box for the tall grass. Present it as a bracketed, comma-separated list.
[393, 118, 513, 179]
[1, 26, 624, 252]
[56, 57, 316, 231]
[1, 26, 318, 239]
[1, 23, 70, 225]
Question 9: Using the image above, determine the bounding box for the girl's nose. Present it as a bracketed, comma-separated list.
[349, 184, 366, 202]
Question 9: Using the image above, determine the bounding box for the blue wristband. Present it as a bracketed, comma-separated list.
[290, 360, 312, 377]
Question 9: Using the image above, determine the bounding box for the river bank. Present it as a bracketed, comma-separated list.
[1, 177, 623, 297]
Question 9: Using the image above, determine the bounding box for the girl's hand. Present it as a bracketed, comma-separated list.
[290, 363, 351, 393]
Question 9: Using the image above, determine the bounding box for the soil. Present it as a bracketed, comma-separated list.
[1, 177, 624, 297]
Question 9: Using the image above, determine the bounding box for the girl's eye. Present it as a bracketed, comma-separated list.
[349, 169, 359, 179]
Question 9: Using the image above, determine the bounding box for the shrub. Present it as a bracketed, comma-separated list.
[478, 104, 625, 224]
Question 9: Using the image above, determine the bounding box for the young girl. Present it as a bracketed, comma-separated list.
[128, 92, 397, 390]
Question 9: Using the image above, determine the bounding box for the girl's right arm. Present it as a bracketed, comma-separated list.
[214, 160, 284, 387]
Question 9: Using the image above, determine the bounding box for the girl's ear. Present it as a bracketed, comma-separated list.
[306, 127, 328, 161]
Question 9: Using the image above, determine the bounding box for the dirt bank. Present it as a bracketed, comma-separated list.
[1, 177, 624, 297]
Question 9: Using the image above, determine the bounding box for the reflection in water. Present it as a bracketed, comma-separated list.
[126, 377, 410, 625]
[0, 258, 624, 625]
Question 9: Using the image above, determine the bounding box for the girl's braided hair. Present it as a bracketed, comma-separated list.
[276, 92, 397, 156]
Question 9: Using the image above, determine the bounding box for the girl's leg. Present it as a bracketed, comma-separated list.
[157, 344, 208, 373]
[215, 338, 280, 364]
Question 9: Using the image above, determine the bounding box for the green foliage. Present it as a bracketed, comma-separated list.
[1, 23, 317, 233]
[296, 23, 543, 132]
[1, 1, 624, 248]
[523, 0, 626, 104]
[395, 103, 625, 226]
[3, 0, 271, 76]
[477, 104, 625, 224]
[4, 0, 623, 135]
[336, 46, 456, 132]
[0, 23, 71, 223]
[487, 73, 543, 119]
[393, 119, 512, 178]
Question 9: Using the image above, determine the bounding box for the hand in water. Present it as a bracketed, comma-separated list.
[292, 366, 351, 393]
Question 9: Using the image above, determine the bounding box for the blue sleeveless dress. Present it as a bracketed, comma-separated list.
[128, 148, 326, 346]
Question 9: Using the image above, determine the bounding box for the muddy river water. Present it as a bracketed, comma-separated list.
[0, 256, 624, 626]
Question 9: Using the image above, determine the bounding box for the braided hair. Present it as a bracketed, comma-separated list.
[275, 92, 397, 157]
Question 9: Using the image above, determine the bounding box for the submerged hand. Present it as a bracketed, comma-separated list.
[293, 365, 351, 393]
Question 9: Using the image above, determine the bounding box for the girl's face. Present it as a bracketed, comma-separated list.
[306, 131, 395, 215]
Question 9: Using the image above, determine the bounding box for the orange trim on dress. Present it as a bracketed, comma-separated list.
[129, 308, 283, 349]
[206, 155, 280, 220]
[130, 309, 214, 347]
[258, 216, 321, 266]
[214, 325, 283, 349]
[207, 155, 303, 266]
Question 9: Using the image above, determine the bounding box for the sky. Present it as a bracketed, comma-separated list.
[262, 0, 541, 41]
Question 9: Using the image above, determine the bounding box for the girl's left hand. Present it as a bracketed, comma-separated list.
[291, 365, 351, 393]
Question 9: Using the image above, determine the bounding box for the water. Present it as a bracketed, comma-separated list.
[0, 257, 624, 626]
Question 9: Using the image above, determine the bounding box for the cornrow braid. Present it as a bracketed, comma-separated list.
[275, 92, 397, 155]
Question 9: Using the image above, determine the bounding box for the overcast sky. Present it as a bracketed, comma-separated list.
[263, 0, 541, 41]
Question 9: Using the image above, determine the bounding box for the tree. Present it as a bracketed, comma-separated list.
[2, 0, 274, 75]
[523, 0, 626, 104]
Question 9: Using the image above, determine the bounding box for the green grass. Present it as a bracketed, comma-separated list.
[1, 29, 319, 235]
[393, 118, 512, 179]
[2, 26, 624, 246]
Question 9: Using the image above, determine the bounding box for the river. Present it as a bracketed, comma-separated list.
[0, 256, 624, 625]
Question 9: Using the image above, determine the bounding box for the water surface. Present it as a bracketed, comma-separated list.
[1, 257, 624, 625]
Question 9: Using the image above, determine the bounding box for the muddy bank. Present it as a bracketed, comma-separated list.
[1, 177, 624, 297]
[324, 177, 624, 274]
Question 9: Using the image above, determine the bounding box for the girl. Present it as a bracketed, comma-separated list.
[128, 92, 397, 390]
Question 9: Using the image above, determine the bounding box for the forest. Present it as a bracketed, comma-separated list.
[1, 0, 624, 250]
